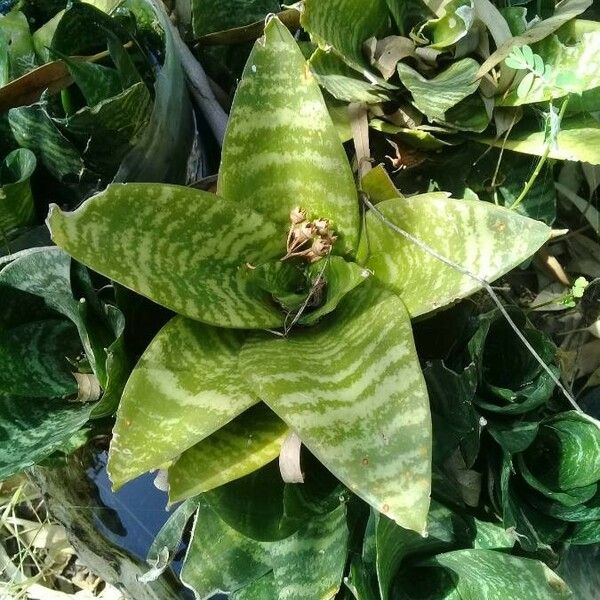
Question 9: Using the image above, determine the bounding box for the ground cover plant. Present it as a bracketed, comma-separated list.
[1, 0, 600, 598]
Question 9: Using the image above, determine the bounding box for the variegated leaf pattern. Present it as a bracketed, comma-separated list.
[425, 549, 572, 599]
[301, 0, 389, 70]
[240, 281, 431, 533]
[357, 194, 551, 318]
[181, 501, 272, 599]
[168, 404, 288, 503]
[217, 18, 359, 255]
[108, 316, 258, 490]
[269, 503, 349, 600]
[0, 320, 80, 398]
[0, 148, 36, 234]
[47, 183, 285, 329]
[0, 394, 92, 480]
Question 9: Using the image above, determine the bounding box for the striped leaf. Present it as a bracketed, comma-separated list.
[217, 17, 360, 255]
[181, 501, 272, 599]
[397, 58, 481, 122]
[357, 194, 551, 318]
[301, 0, 389, 70]
[168, 404, 288, 503]
[0, 320, 80, 399]
[420, 549, 571, 599]
[0, 394, 92, 480]
[240, 281, 432, 533]
[269, 503, 349, 600]
[47, 183, 286, 329]
[0, 148, 36, 234]
[108, 316, 258, 490]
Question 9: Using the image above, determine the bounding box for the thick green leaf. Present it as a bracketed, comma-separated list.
[108, 316, 258, 489]
[357, 194, 551, 318]
[0, 147, 35, 234]
[558, 545, 600, 599]
[521, 412, 600, 499]
[482, 114, 600, 165]
[181, 501, 271, 599]
[241, 282, 432, 533]
[416, 0, 475, 49]
[218, 18, 360, 254]
[310, 49, 395, 104]
[8, 102, 90, 184]
[0, 11, 36, 84]
[397, 58, 480, 122]
[204, 462, 303, 542]
[0, 394, 92, 480]
[269, 503, 348, 599]
[361, 164, 403, 204]
[300, 257, 369, 325]
[386, 0, 435, 36]
[420, 549, 572, 599]
[47, 184, 285, 329]
[301, 0, 389, 70]
[0, 320, 80, 399]
[168, 404, 288, 502]
[115, 0, 194, 184]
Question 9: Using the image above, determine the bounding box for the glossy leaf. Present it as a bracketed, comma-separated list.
[0, 147, 35, 234]
[0, 320, 80, 398]
[397, 58, 480, 122]
[241, 282, 432, 533]
[47, 184, 285, 329]
[168, 404, 288, 503]
[108, 316, 258, 489]
[416, 0, 475, 49]
[218, 18, 359, 254]
[357, 194, 551, 318]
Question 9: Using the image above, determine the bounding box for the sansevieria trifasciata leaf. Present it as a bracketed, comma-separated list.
[108, 316, 259, 489]
[241, 281, 432, 533]
[218, 17, 360, 255]
[47, 183, 285, 329]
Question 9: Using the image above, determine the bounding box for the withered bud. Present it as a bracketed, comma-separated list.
[293, 221, 315, 244]
[313, 218, 330, 236]
[290, 207, 306, 225]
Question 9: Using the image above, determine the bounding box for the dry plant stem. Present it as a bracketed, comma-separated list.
[509, 98, 569, 210]
[360, 193, 582, 412]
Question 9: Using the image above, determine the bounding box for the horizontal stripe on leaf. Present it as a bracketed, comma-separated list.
[168, 404, 288, 503]
[357, 193, 551, 317]
[218, 17, 359, 255]
[47, 183, 286, 329]
[108, 316, 258, 490]
[240, 281, 431, 533]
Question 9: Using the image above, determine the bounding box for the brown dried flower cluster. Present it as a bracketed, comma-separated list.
[282, 207, 337, 263]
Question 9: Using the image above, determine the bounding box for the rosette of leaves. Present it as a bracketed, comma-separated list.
[0, 245, 128, 480]
[46, 17, 552, 597]
[0, 0, 194, 193]
[490, 411, 600, 552]
[469, 308, 559, 415]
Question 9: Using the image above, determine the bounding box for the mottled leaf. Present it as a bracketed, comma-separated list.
[169, 404, 288, 502]
[397, 58, 480, 122]
[241, 282, 432, 533]
[47, 184, 285, 329]
[108, 316, 258, 490]
[0, 320, 80, 398]
[357, 194, 550, 318]
[0, 147, 35, 234]
[0, 394, 92, 480]
[218, 18, 360, 254]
